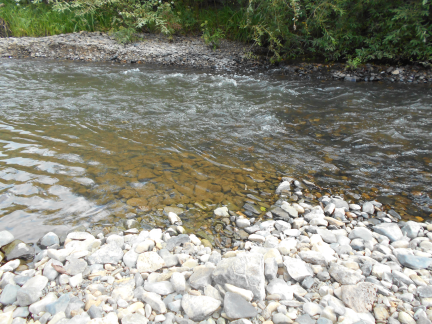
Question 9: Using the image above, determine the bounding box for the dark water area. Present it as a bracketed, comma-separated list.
[0, 59, 431, 241]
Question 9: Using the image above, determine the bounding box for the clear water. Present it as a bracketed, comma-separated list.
[1, 59, 431, 241]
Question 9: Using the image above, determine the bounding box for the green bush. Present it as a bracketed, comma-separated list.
[0, 0, 430, 64]
[242, 0, 432, 63]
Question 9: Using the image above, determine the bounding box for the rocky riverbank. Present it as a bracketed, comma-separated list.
[0, 32, 431, 84]
[1, 178, 432, 324]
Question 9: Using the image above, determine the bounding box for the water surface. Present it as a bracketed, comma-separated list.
[0, 59, 431, 241]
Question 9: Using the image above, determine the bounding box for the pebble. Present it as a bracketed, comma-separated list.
[0, 177, 430, 324]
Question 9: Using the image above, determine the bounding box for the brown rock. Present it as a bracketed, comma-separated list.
[127, 197, 148, 207]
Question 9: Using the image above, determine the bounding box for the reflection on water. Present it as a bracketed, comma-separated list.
[0, 59, 431, 241]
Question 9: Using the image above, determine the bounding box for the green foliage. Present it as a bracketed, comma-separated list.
[242, 0, 432, 62]
[0, 0, 430, 64]
[52, 0, 180, 36]
[111, 26, 137, 44]
[201, 20, 225, 49]
[0, 0, 112, 36]
[345, 57, 361, 70]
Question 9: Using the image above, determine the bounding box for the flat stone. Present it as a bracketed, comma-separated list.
[69, 273, 83, 288]
[39, 232, 60, 248]
[275, 181, 291, 194]
[373, 223, 403, 242]
[223, 292, 257, 319]
[189, 267, 214, 290]
[341, 283, 377, 313]
[272, 313, 292, 324]
[278, 239, 297, 255]
[281, 203, 298, 218]
[12, 306, 29, 319]
[170, 272, 185, 294]
[349, 228, 373, 241]
[266, 279, 293, 300]
[248, 234, 265, 243]
[29, 292, 57, 315]
[88, 305, 103, 319]
[105, 235, 124, 249]
[418, 286, 432, 298]
[225, 284, 253, 302]
[0, 259, 20, 272]
[123, 250, 139, 269]
[2, 240, 35, 261]
[214, 207, 229, 217]
[67, 312, 90, 324]
[398, 311, 416, 324]
[328, 263, 363, 285]
[401, 221, 422, 239]
[65, 296, 85, 318]
[122, 313, 149, 324]
[284, 257, 313, 282]
[46, 293, 70, 315]
[231, 320, 252, 324]
[296, 314, 315, 324]
[181, 294, 221, 321]
[137, 252, 166, 272]
[373, 304, 389, 322]
[144, 281, 174, 295]
[167, 212, 181, 225]
[47, 248, 73, 263]
[43, 259, 63, 281]
[299, 251, 327, 267]
[303, 302, 322, 317]
[362, 202, 375, 214]
[265, 258, 278, 281]
[17, 275, 48, 306]
[134, 287, 166, 314]
[0, 284, 20, 305]
[329, 198, 349, 210]
[397, 254, 432, 270]
[165, 234, 190, 252]
[236, 218, 251, 228]
[87, 243, 123, 265]
[270, 207, 289, 220]
[316, 229, 337, 244]
[64, 258, 87, 276]
[0, 311, 13, 324]
[204, 285, 223, 302]
[212, 252, 265, 301]
[317, 318, 332, 324]
[0, 231, 14, 248]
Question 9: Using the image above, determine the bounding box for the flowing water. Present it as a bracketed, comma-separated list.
[1, 59, 431, 242]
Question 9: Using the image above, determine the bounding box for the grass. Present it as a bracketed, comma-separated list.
[0, 0, 250, 42]
[0, 1, 113, 37]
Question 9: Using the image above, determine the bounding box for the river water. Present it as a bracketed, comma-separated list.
[0, 59, 431, 242]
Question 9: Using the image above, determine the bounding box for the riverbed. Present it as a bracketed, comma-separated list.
[0, 58, 431, 241]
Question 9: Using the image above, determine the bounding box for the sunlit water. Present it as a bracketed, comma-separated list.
[1, 59, 431, 242]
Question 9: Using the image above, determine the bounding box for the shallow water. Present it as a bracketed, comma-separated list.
[0, 59, 431, 241]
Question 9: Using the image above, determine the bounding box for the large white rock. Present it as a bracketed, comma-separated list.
[212, 252, 265, 301]
[136, 252, 165, 273]
[181, 294, 221, 321]
[328, 264, 363, 285]
[283, 257, 313, 282]
[341, 283, 377, 313]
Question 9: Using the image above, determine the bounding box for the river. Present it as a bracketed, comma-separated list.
[0, 59, 431, 241]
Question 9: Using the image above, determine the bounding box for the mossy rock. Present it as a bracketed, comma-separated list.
[2, 240, 35, 261]
[201, 239, 212, 248]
